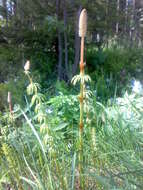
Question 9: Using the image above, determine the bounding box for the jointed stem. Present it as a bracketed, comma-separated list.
[9, 102, 13, 116]
[26, 72, 33, 84]
[80, 37, 84, 65]
[79, 36, 85, 189]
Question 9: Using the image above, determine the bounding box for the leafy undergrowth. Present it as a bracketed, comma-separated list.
[0, 70, 143, 190]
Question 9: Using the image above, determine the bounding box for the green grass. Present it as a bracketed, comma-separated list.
[0, 70, 143, 190]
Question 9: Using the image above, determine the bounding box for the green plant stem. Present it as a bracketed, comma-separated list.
[79, 79, 84, 189]
[79, 36, 85, 189]
[25, 71, 33, 84]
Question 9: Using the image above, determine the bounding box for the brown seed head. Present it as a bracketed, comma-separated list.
[79, 9, 87, 37]
[7, 92, 11, 103]
[24, 60, 30, 71]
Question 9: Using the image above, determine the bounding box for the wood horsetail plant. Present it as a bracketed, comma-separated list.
[71, 9, 91, 189]
[24, 60, 54, 150]
[24, 61, 68, 189]
[7, 91, 13, 116]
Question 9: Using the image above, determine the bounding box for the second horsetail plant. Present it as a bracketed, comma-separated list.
[23, 61, 68, 189]
[24, 60, 50, 143]
[7, 91, 13, 116]
[24, 60, 30, 71]
[24, 60, 51, 145]
[71, 9, 91, 189]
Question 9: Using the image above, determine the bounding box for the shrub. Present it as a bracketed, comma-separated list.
[87, 46, 143, 82]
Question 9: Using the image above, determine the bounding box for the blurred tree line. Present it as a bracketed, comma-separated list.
[0, 0, 143, 83]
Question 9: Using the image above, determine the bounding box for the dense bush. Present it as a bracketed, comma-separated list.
[87, 46, 143, 84]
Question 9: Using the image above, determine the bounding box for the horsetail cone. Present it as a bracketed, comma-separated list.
[24, 60, 30, 71]
[7, 92, 11, 103]
[79, 9, 87, 73]
[79, 9, 87, 37]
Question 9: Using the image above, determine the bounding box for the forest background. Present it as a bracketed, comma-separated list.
[0, 0, 143, 107]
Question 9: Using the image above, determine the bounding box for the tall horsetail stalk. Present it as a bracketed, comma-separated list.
[79, 8, 87, 140]
[72, 9, 89, 189]
[79, 9, 87, 188]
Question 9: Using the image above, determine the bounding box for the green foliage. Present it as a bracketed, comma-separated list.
[0, 75, 25, 110]
[47, 94, 79, 137]
[103, 47, 143, 80]
[88, 47, 143, 81]
[0, 65, 143, 190]
[85, 46, 143, 100]
[1, 1, 143, 188]
[0, 0, 143, 86]
[0, 45, 22, 82]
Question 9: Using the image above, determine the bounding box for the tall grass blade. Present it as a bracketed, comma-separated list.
[71, 152, 76, 190]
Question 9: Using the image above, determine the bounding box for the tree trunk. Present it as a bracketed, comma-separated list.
[2, 0, 8, 26]
[106, 0, 109, 47]
[56, 0, 63, 80]
[125, 0, 129, 34]
[63, 0, 69, 80]
[72, 7, 82, 76]
[116, 0, 120, 34]
[130, 0, 136, 46]
[58, 31, 63, 80]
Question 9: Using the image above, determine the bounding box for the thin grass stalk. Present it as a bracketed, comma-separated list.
[21, 109, 54, 189]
